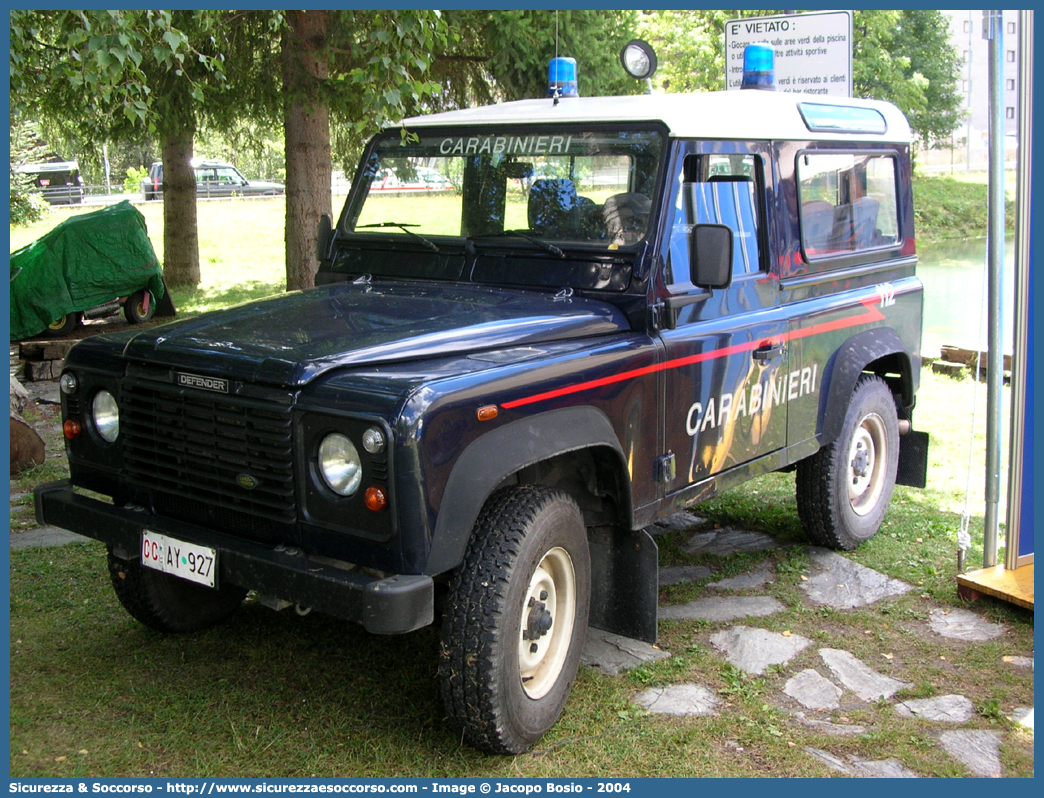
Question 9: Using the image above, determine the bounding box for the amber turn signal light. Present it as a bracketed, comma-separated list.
[477, 405, 498, 422]
[63, 419, 82, 439]
[364, 486, 388, 512]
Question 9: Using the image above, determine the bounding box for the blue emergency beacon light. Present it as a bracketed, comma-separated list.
[548, 57, 579, 99]
[741, 43, 776, 91]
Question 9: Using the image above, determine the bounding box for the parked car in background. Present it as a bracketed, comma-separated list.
[141, 160, 285, 200]
[12, 158, 84, 205]
[372, 164, 454, 192]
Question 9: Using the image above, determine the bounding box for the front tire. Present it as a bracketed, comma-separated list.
[796, 375, 900, 550]
[439, 485, 591, 754]
[107, 549, 246, 633]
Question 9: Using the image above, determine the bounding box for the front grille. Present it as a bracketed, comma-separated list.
[121, 380, 296, 529]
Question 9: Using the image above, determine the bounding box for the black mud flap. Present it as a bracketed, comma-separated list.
[896, 430, 929, 489]
[587, 526, 658, 644]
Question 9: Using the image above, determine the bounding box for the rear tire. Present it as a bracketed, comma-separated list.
[796, 375, 900, 550]
[107, 549, 246, 633]
[124, 290, 155, 324]
[439, 485, 591, 754]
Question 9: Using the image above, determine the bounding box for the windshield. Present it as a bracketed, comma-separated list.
[345, 128, 664, 250]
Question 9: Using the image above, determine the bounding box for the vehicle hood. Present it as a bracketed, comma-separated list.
[245, 180, 284, 192]
[121, 281, 630, 386]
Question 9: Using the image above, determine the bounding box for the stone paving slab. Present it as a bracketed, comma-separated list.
[682, 528, 779, 557]
[894, 694, 975, 723]
[1002, 655, 1034, 669]
[658, 565, 713, 586]
[1009, 706, 1033, 732]
[928, 608, 1005, 641]
[819, 648, 911, 702]
[709, 626, 811, 675]
[707, 562, 774, 591]
[660, 595, 784, 622]
[11, 527, 90, 549]
[793, 713, 866, 736]
[939, 729, 1004, 777]
[581, 628, 670, 676]
[801, 548, 912, 608]
[783, 669, 842, 710]
[806, 748, 919, 778]
[634, 683, 719, 716]
[644, 511, 707, 537]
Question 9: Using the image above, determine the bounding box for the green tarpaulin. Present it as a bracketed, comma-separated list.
[10, 200, 165, 341]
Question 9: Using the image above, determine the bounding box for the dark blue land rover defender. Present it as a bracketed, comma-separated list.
[36, 84, 928, 754]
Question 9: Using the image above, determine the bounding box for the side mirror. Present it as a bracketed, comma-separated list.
[689, 223, 733, 290]
[316, 214, 333, 262]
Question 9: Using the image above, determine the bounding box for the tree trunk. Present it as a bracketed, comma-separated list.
[283, 10, 332, 292]
[161, 128, 201, 287]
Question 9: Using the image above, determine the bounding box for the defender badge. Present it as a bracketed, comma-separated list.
[177, 372, 229, 393]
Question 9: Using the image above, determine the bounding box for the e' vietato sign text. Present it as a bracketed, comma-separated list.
[725, 11, 853, 97]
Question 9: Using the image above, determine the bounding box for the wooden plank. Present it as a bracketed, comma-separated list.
[956, 563, 1034, 610]
[939, 345, 1012, 372]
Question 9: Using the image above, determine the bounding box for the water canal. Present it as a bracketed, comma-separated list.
[917, 236, 1015, 359]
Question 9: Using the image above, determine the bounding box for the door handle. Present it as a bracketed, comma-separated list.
[753, 343, 786, 362]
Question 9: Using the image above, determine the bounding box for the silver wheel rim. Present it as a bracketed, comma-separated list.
[518, 546, 576, 700]
[847, 412, 887, 516]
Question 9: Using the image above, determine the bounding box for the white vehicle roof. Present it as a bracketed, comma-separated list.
[401, 90, 911, 144]
[14, 160, 79, 173]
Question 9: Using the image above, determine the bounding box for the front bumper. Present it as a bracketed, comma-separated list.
[34, 480, 433, 635]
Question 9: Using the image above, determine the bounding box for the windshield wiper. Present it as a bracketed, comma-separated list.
[467, 230, 565, 259]
[355, 222, 440, 253]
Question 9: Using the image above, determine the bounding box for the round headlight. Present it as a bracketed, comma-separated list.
[60, 372, 79, 395]
[362, 426, 386, 454]
[318, 433, 362, 496]
[92, 389, 120, 443]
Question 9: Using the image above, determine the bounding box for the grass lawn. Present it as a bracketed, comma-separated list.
[9, 368, 1033, 778]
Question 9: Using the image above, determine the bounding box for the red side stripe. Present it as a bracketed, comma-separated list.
[500, 298, 885, 410]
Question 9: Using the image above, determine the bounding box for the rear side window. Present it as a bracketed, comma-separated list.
[796, 152, 899, 259]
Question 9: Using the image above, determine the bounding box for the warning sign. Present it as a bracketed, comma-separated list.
[725, 11, 853, 97]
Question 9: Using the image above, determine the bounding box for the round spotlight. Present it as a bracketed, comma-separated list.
[620, 39, 657, 81]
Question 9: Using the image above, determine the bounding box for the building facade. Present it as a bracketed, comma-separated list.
[944, 9, 1021, 156]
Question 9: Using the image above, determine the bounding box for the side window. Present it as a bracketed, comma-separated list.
[666, 153, 764, 290]
[796, 151, 899, 260]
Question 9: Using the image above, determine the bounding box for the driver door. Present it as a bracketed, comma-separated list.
[657, 144, 790, 499]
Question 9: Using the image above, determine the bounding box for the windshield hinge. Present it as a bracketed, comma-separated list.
[553, 287, 574, 301]
[649, 301, 665, 329]
[352, 273, 373, 285]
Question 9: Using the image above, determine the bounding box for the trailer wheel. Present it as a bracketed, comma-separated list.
[439, 485, 591, 754]
[797, 375, 900, 550]
[107, 549, 246, 633]
[124, 289, 155, 324]
[43, 312, 81, 338]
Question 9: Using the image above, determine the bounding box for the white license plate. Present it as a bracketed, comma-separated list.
[141, 530, 217, 588]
